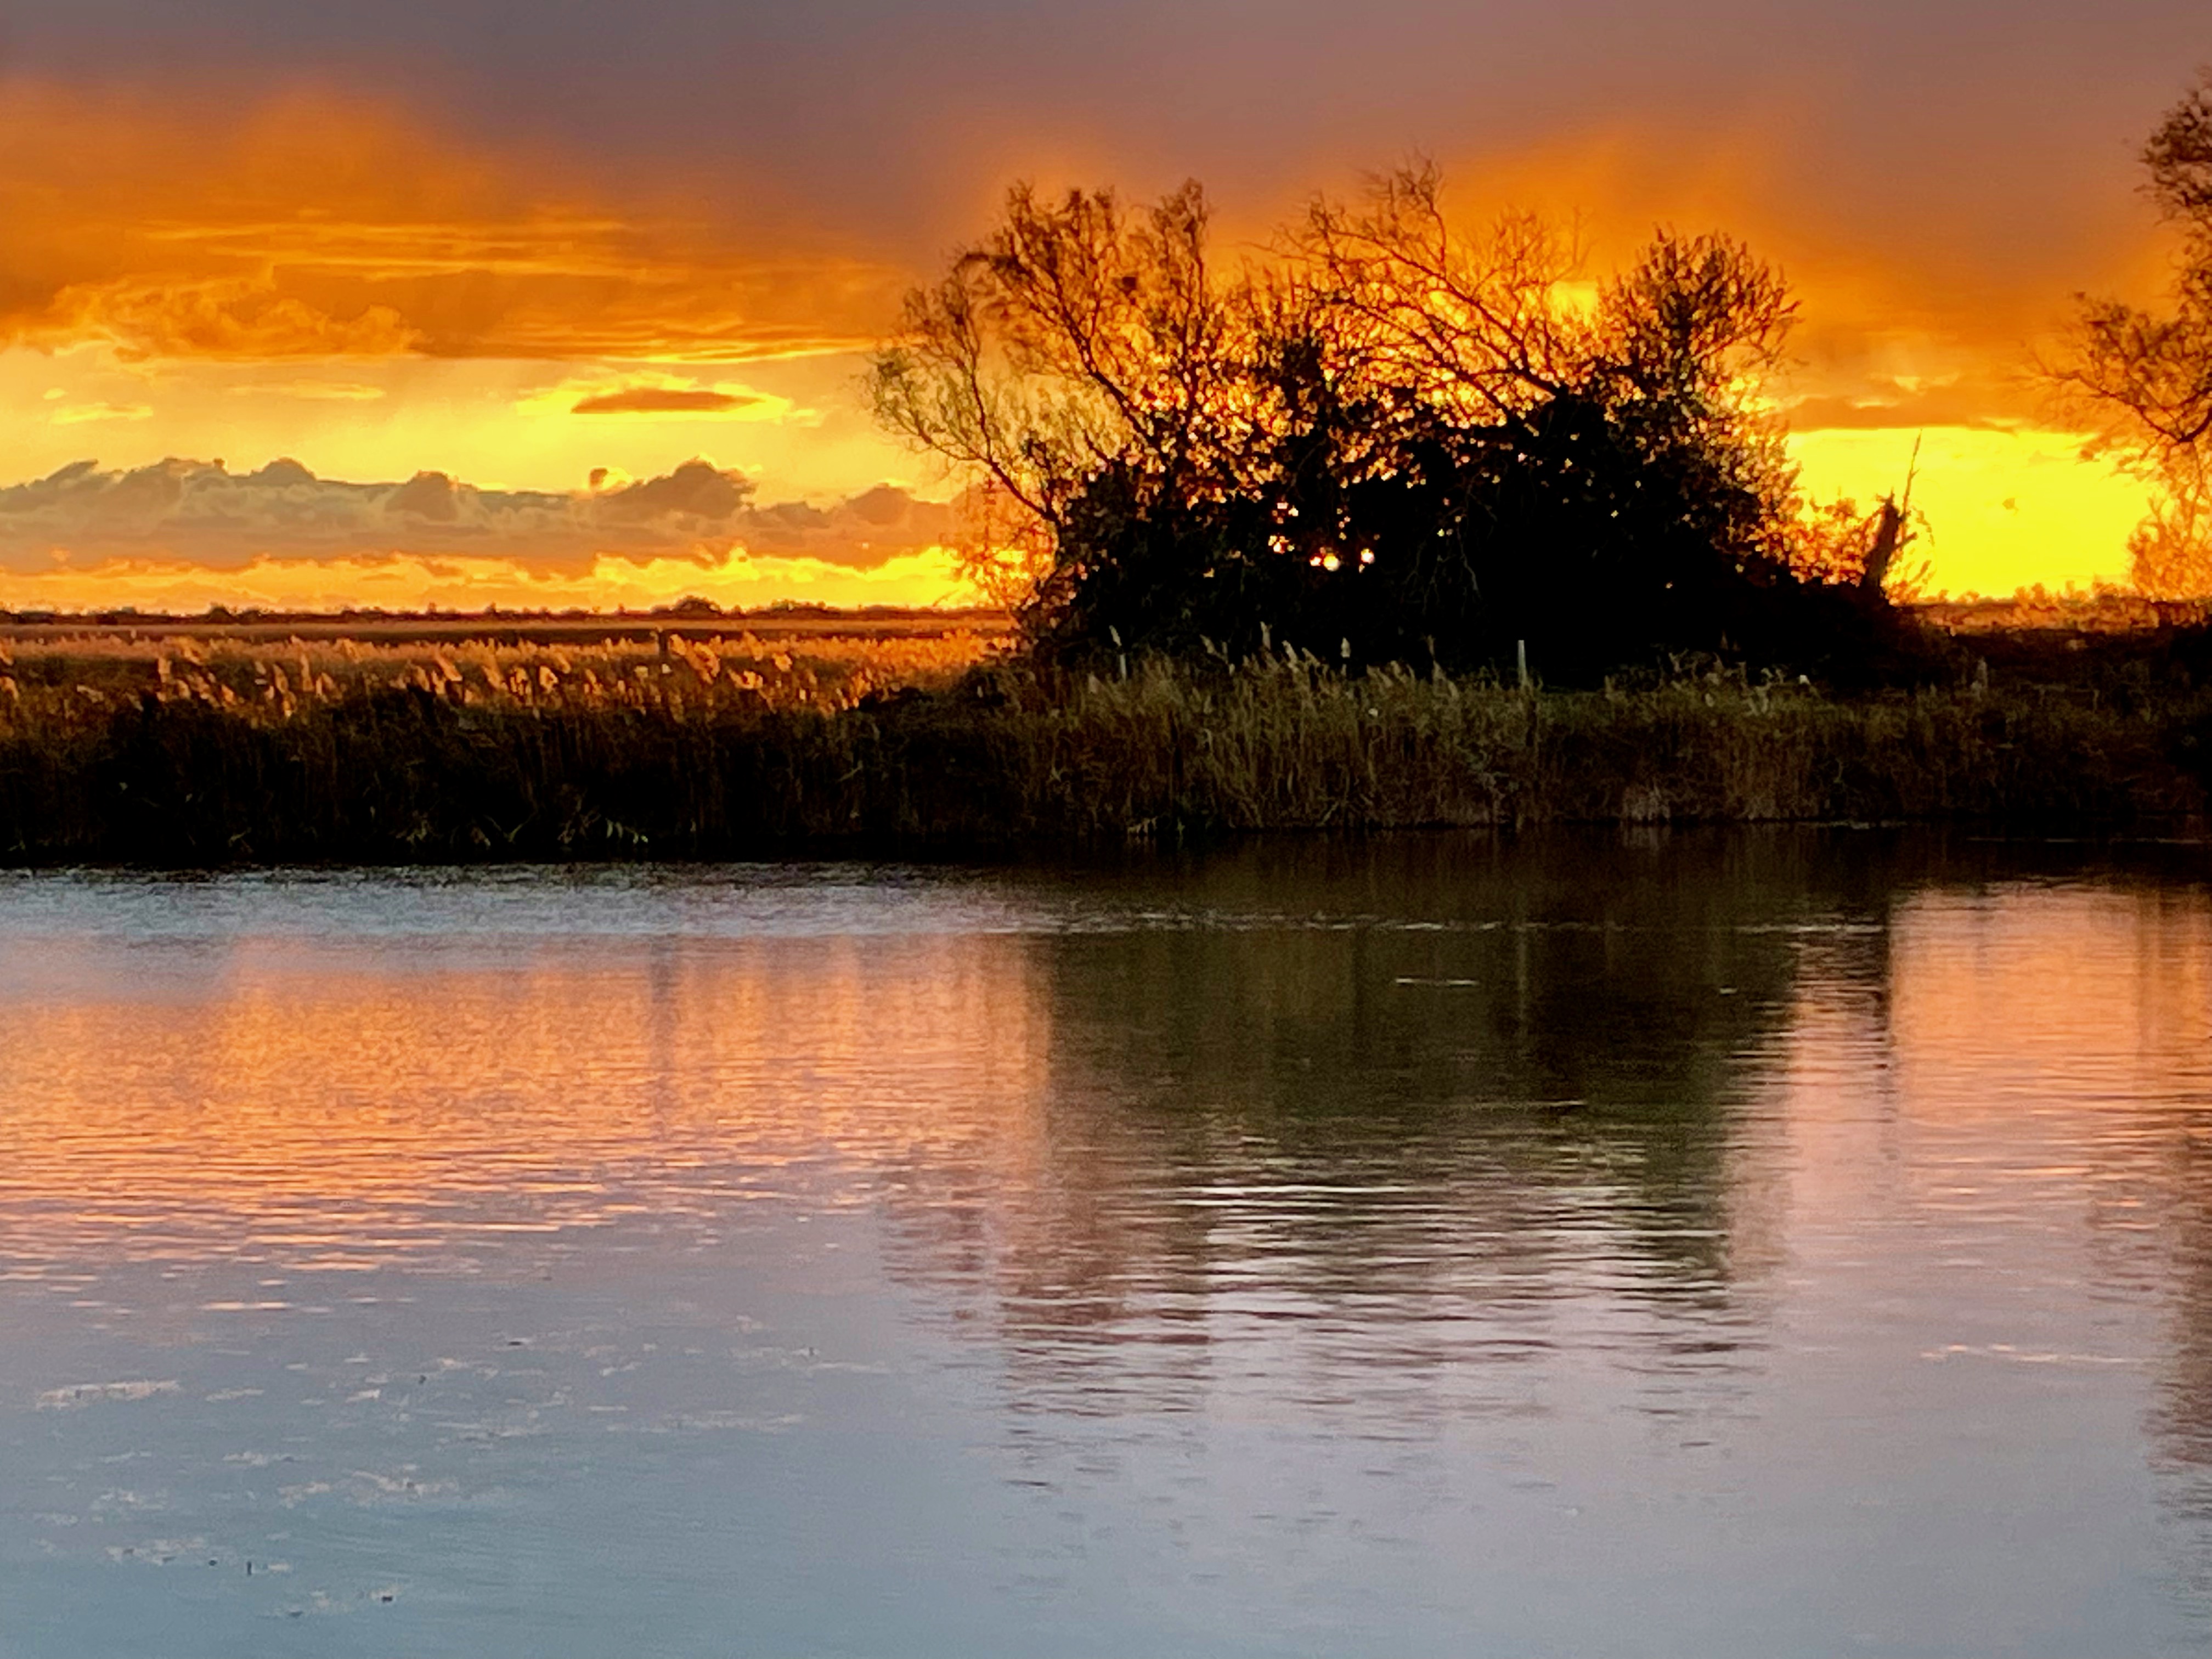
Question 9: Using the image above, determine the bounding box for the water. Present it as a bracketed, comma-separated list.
[1, 833, 2209, 1656]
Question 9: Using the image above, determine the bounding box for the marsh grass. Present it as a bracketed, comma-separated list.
[0, 630, 2203, 863]
[0, 625, 992, 720]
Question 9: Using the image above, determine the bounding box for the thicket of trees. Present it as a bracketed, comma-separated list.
[872, 165, 1905, 680]
[2060, 73, 2212, 598]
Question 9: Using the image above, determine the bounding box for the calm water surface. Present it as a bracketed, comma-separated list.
[2, 833, 2211, 1656]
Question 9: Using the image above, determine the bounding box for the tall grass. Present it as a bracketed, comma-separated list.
[0, 624, 991, 718]
[0, 630, 2203, 863]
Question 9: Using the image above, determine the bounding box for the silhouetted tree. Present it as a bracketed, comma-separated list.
[874, 164, 1904, 678]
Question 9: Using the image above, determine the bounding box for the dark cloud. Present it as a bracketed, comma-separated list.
[0, 456, 957, 575]
[387, 470, 463, 521]
[594, 459, 754, 524]
[10, 1, 2207, 264]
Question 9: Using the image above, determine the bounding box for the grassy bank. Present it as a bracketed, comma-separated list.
[2, 628, 2206, 862]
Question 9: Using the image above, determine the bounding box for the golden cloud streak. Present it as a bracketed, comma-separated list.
[573, 388, 755, 415]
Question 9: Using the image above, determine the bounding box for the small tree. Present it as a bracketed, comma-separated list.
[2057, 72, 2212, 594]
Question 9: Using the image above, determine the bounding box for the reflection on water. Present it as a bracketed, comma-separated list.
[1, 835, 2210, 1656]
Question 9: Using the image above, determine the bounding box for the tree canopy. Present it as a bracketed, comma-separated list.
[873, 164, 1900, 678]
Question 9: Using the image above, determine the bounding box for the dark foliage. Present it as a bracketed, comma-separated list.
[1031, 391, 1906, 683]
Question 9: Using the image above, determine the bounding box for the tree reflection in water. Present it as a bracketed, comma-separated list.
[873, 833, 1878, 1435]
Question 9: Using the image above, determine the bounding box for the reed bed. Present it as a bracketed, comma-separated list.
[0, 624, 994, 721]
[0, 633, 2203, 863]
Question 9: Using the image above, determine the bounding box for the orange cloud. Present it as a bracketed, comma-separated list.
[46, 276, 423, 360]
[1375, 121, 2182, 445]
[0, 81, 901, 363]
[572, 388, 760, 416]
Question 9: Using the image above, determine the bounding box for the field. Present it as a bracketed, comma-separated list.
[0, 608, 1012, 719]
[2, 606, 2208, 862]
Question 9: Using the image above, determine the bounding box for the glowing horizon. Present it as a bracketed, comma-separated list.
[0, 427, 2149, 616]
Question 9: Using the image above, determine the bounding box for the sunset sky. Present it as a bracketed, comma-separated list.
[0, 1, 2204, 611]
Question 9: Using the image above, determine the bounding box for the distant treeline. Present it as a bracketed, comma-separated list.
[0, 604, 1005, 634]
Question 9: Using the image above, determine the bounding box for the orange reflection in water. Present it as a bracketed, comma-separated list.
[1736, 877, 2212, 1488]
[1751, 881, 2212, 1242]
[0, 932, 1054, 1277]
[1889, 885, 2212, 1101]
